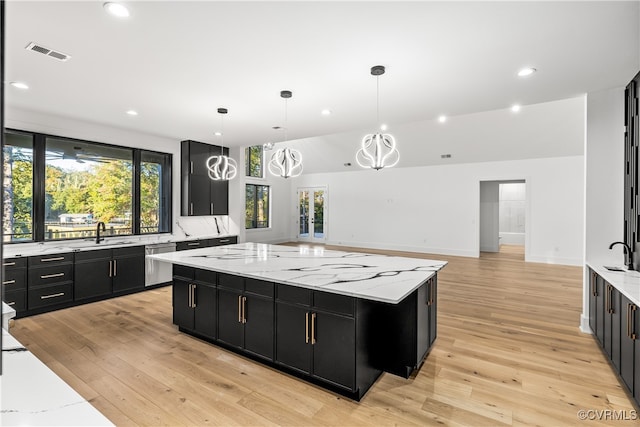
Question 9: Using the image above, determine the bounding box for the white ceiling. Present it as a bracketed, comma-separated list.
[4, 1, 640, 148]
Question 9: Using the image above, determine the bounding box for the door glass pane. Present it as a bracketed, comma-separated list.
[3, 132, 34, 242]
[299, 191, 309, 237]
[141, 151, 169, 234]
[313, 190, 324, 238]
[45, 137, 133, 240]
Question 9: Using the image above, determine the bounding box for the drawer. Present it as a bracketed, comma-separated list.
[276, 284, 311, 306]
[194, 268, 217, 285]
[313, 291, 355, 317]
[176, 240, 206, 251]
[3, 289, 26, 312]
[113, 245, 144, 258]
[29, 253, 73, 267]
[75, 248, 111, 262]
[173, 264, 194, 280]
[3, 268, 26, 290]
[245, 278, 274, 298]
[28, 283, 73, 309]
[28, 264, 74, 287]
[218, 273, 244, 290]
[209, 236, 237, 246]
[3, 257, 27, 269]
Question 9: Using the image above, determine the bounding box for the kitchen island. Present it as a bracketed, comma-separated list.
[148, 243, 447, 400]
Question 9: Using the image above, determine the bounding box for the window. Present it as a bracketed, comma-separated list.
[3, 131, 34, 242]
[45, 137, 133, 240]
[2, 129, 172, 243]
[246, 184, 269, 229]
[245, 145, 264, 178]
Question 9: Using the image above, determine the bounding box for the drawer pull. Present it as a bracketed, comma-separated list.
[305, 312, 310, 344]
[311, 312, 317, 345]
[40, 272, 65, 279]
[238, 295, 243, 323]
[3, 262, 16, 266]
[41, 257, 65, 262]
[188, 242, 200, 246]
[219, 239, 230, 243]
[3, 280, 16, 285]
[632, 304, 638, 340]
[41, 292, 65, 300]
[7, 301, 16, 306]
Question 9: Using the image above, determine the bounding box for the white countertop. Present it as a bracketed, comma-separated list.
[0, 329, 113, 426]
[587, 261, 640, 306]
[147, 242, 447, 304]
[2, 233, 236, 258]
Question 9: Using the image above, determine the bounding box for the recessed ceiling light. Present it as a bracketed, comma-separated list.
[380, 124, 388, 131]
[517, 67, 537, 77]
[9, 81, 29, 90]
[511, 104, 521, 113]
[126, 110, 138, 116]
[321, 109, 332, 116]
[104, 2, 130, 18]
[214, 132, 222, 136]
[438, 115, 447, 123]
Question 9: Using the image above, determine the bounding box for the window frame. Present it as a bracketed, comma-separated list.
[3, 128, 172, 244]
[245, 183, 270, 230]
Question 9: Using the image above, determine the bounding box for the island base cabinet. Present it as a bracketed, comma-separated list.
[173, 278, 217, 339]
[312, 311, 356, 390]
[217, 288, 244, 348]
[243, 295, 274, 360]
[173, 279, 195, 330]
[275, 303, 312, 374]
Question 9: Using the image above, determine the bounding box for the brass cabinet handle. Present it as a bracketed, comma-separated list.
[188, 284, 192, 308]
[114, 260, 117, 277]
[40, 272, 64, 279]
[605, 285, 610, 313]
[305, 312, 309, 344]
[190, 203, 194, 215]
[592, 273, 598, 297]
[210, 203, 214, 215]
[109, 260, 113, 278]
[192, 284, 197, 308]
[41, 292, 64, 300]
[627, 303, 632, 339]
[220, 239, 230, 243]
[7, 301, 16, 306]
[3, 279, 16, 285]
[311, 312, 317, 345]
[3, 262, 16, 266]
[187, 242, 200, 246]
[190, 161, 193, 174]
[238, 295, 243, 323]
[631, 304, 638, 340]
[242, 296, 247, 324]
[41, 256, 65, 262]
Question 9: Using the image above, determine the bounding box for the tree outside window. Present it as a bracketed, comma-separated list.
[245, 145, 263, 178]
[246, 184, 269, 229]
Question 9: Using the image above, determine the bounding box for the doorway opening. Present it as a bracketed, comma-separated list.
[297, 187, 327, 243]
[479, 180, 526, 259]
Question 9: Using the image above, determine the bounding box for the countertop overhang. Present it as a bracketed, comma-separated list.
[147, 242, 447, 304]
[587, 261, 640, 306]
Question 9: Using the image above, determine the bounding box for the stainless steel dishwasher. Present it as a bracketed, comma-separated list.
[145, 242, 176, 286]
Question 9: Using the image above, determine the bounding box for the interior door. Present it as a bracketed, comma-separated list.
[298, 187, 326, 242]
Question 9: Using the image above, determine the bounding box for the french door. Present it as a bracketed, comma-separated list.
[298, 187, 326, 242]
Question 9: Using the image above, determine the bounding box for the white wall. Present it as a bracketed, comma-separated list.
[479, 182, 500, 252]
[292, 155, 584, 265]
[582, 87, 625, 332]
[5, 107, 240, 241]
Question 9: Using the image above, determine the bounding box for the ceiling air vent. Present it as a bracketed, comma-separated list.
[25, 42, 71, 62]
[441, 154, 452, 159]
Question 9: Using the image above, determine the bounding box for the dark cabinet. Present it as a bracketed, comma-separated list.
[2, 258, 27, 313]
[589, 271, 605, 345]
[275, 285, 356, 390]
[27, 253, 74, 310]
[74, 246, 144, 300]
[217, 273, 274, 360]
[181, 140, 229, 216]
[175, 236, 238, 252]
[620, 294, 638, 397]
[173, 267, 217, 339]
[604, 283, 621, 372]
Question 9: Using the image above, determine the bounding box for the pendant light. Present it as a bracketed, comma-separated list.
[356, 65, 400, 170]
[268, 90, 303, 178]
[207, 107, 237, 180]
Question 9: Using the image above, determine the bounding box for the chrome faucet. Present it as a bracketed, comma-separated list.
[96, 221, 106, 244]
[609, 241, 633, 270]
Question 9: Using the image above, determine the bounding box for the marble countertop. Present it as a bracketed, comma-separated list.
[3, 233, 236, 258]
[1, 329, 113, 426]
[147, 242, 447, 304]
[587, 261, 640, 306]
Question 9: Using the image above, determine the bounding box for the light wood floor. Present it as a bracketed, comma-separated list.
[9, 244, 636, 426]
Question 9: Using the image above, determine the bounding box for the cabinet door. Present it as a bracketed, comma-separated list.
[189, 175, 212, 216]
[275, 302, 311, 374]
[193, 283, 217, 339]
[416, 282, 430, 363]
[244, 294, 274, 359]
[211, 179, 229, 215]
[189, 141, 212, 176]
[620, 295, 635, 392]
[312, 311, 356, 390]
[112, 254, 145, 293]
[173, 279, 194, 330]
[429, 277, 437, 348]
[217, 287, 244, 348]
[595, 275, 605, 345]
[75, 259, 111, 300]
[609, 286, 622, 373]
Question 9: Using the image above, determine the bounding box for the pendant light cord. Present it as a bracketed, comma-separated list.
[376, 75, 380, 128]
[284, 97, 288, 144]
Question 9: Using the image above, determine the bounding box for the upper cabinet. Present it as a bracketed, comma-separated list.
[181, 140, 229, 216]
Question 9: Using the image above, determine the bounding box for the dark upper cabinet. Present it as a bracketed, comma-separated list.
[181, 140, 229, 216]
